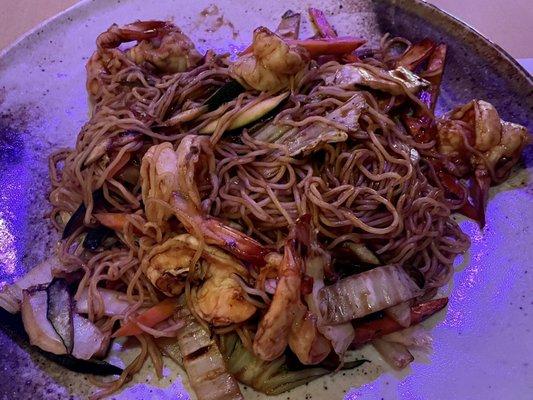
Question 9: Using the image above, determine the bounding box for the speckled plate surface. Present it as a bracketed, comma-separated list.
[0, 0, 532, 399]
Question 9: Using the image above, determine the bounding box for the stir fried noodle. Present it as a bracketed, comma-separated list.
[38, 11, 529, 399]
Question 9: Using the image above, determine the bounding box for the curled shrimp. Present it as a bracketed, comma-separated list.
[288, 309, 331, 365]
[140, 137, 267, 265]
[253, 234, 304, 361]
[436, 100, 529, 223]
[86, 20, 201, 98]
[437, 100, 528, 178]
[230, 27, 309, 92]
[140, 142, 180, 231]
[142, 234, 256, 326]
[143, 235, 194, 296]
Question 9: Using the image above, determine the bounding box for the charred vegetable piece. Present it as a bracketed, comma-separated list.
[175, 307, 244, 400]
[0, 307, 122, 375]
[164, 81, 245, 126]
[308, 7, 337, 38]
[200, 92, 289, 134]
[71, 313, 109, 360]
[204, 80, 246, 111]
[318, 264, 423, 324]
[275, 10, 301, 39]
[0, 255, 68, 314]
[351, 297, 448, 346]
[62, 189, 104, 239]
[47, 279, 74, 353]
[251, 123, 293, 143]
[83, 225, 113, 251]
[21, 284, 110, 361]
[155, 337, 183, 365]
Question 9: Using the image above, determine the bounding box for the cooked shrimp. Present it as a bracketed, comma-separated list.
[86, 20, 201, 98]
[140, 142, 180, 231]
[193, 249, 257, 326]
[288, 310, 331, 365]
[143, 236, 195, 296]
[140, 137, 267, 264]
[436, 99, 529, 221]
[437, 100, 528, 179]
[253, 235, 303, 361]
[127, 26, 202, 73]
[96, 20, 201, 73]
[230, 27, 309, 92]
[143, 234, 256, 326]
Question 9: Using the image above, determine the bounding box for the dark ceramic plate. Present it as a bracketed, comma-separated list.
[0, 0, 531, 398]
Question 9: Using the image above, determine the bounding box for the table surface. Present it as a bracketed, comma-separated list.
[2, 0, 533, 60]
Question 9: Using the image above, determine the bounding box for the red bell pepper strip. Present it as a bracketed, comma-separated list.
[112, 298, 178, 338]
[396, 38, 436, 71]
[351, 297, 448, 347]
[308, 7, 360, 63]
[419, 43, 447, 112]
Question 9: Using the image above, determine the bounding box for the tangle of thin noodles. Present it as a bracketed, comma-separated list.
[47, 31, 473, 398]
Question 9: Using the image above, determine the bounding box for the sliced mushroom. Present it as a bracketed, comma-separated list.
[21, 288, 67, 355]
[72, 314, 108, 360]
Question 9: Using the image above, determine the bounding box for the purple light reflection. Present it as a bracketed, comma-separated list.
[0, 215, 16, 276]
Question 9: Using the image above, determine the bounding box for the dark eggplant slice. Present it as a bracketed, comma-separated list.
[62, 189, 104, 239]
[204, 80, 245, 111]
[83, 225, 113, 251]
[0, 308, 122, 376]
[47, 279, 74, 353]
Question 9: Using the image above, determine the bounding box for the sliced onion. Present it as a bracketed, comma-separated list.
[344, 242, 380, 265]
[372, 338, 414, 370]
[264, 279, 278, 295]
[384, 301, 412, 327]
[75, 287, 132, 317]
[382, 325, 433, 353]
[71, 314, 107, 360]
[319, 264, 423, 324]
